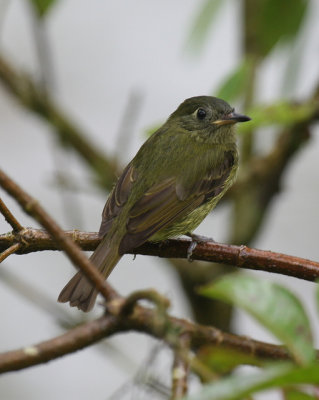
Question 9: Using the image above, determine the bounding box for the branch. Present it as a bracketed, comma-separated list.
[0, 168, 315, 377]
[171, 335, 190, 399]
[1, 228, 319, 282]
[0, 168, 117, 302]
[0, 55, 117, 189]
[0, 197, 23, 232]
[0, 296, 296, 374]
[0, 314, 119, 373]
[0, 243, 21, 263]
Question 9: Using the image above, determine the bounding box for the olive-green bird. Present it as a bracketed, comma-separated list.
[58, 96, 250, 311]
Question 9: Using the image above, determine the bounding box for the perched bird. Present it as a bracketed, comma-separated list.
[58, 96, 250, 311]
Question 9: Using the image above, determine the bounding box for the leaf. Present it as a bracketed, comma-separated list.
[200, 274, 315, 365]
[255, 0, 308, 57]
[237, 100, 316, 134]
[183, 363, 319, 400]
[197, 346, 263, 374]
[285, 388, 317, 400]
[29, 0, 57, 18]
[185, 0, 224, 53]
[216, 59, 253, 103]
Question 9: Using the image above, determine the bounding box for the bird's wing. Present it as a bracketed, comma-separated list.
[118, 150, 235, 254]
[98, 163, 137, 237]
[176, 150, 235, 201]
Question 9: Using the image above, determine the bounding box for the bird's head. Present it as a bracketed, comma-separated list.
[168, 96, 250, 144]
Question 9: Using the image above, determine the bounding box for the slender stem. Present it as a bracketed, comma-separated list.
[0, 197, 24, 232]
[120, 289, 170, 315]
[171, 335, 190, 399]
[0, 243, 20, 263]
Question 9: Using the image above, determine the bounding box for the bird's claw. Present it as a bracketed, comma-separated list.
[186, 233, 215, 262]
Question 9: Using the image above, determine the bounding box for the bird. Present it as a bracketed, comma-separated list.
[58, 96, 250, 311]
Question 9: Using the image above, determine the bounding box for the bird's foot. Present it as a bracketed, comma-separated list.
[186, 232, 215, 261]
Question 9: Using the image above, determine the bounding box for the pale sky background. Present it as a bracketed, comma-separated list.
[0, 1, 319, 399]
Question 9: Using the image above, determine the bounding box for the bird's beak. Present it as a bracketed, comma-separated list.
[213, 112, 251, 126]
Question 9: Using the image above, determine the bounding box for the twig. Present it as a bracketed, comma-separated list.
[171, 335, 190, 399]
[0, 314, 119, 373]
[120, 289, 170, 316]
[119, 289, 171, 339]
[1, 228, 319, 282]
[0, 168, 117, 303]
[0, 243, 20, 263]
[133, 344, 171, 398]
[136, 240, 319, 282]
[0, 300, 299, 374]
[28, 2, 55, 92]
[0, 197, 23, 231]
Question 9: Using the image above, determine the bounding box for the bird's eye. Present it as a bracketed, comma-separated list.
[196, 108, 206, 120]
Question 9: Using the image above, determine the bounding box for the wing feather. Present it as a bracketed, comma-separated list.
[98, 163, 136, 237]
[119, 150, 235, 254]
[99, 150, 235, 255]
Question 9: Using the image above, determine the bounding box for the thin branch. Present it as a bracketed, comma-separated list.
[0, 314, 119, 373]
[171, 335, 190, 399]
[0, 197, 23, 231]
[0, 243, 20, 263]
[1, 228, 319, 282]
[0, 228, 99, 253]
[28, 2, 55, 92]
[120, 289, 170, 316]
[0, 298, 298, 374]
[0, 168, 117, 303]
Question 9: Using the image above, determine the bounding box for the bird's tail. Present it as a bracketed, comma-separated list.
[58, 237, 121, 312]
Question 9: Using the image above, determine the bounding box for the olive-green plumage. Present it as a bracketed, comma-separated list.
[58, 96, 250, 311]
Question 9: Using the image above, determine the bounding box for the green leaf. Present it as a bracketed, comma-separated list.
[185, 0, 224, 53]
[285, 388, 317, 400]
[197, 346, 263, 374]
[200, 275, 314, 365]
[255, 0, 308, 57]
[183, 363, 319, 400]
[29, 0, 57, 18]
[216, 59, 253, 103]
[238, 100, 316, 134]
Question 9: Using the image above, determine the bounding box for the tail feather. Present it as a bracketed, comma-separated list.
[58, 237, 121, 312]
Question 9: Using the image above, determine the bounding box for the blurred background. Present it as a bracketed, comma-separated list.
[0, 0, 319, 399]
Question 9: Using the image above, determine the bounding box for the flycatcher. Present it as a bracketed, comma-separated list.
[58, 96, 250, 311]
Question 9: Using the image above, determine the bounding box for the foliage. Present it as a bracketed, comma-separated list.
[183, 363, 319, 400]
[200, 274, 315, 365]
[29, 0, 57, 18]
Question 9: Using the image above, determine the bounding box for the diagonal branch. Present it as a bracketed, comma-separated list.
[0, 296, 298, 374]
[0, 168, 117, 302]
[0, 197, 23, 232]
[0, 242, 21, 263]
